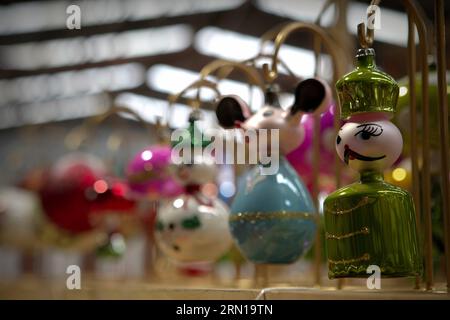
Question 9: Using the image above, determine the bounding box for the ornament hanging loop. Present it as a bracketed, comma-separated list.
[358, 0, 380, 48]
[168, 79, 220, 110]
[357, 22, 374, 49]
[199, 59, 265, 91]
[166, 78, 221, 130]
[65, 102, 152, 150]
[262, 22, 342, 84]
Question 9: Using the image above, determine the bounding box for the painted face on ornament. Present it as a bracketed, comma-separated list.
[336, 118, 403, 172]
[215, 79, 331, 155]
[154, 197, 232, 263]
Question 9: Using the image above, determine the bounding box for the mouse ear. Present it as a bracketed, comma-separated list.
[215, 95, 251, 128]
[291, 78, 331, 115]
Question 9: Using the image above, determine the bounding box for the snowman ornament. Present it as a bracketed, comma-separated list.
[154, 112, 232, 265]
[324, 48, 422, 279]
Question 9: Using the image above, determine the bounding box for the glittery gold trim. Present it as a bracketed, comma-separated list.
[325, 196, 376, 215]
[229, 211, 315, 222]
[328, 253, 370, 265]
[326, 227, 370, 240]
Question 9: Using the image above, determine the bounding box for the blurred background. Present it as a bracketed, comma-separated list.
[0, 0, 449, 298]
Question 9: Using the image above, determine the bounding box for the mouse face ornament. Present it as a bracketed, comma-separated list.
[323, 48, 422, 279]
[215, 79, 330, 264]
[216, 79, 331, 156]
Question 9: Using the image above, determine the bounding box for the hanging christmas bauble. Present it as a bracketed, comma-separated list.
[286, 103, 337, 193]
[89, 178, 136, 214]
[230, 156, 316, 263]
[155, 194, 232, 263]
[0, 187, 41, 248]
[39, 153, 106, 234]
[154, 107, 233, 264]
[214, 79, 329, 264]
[126, 145, 184, 199]
[324, 48, 422, 279]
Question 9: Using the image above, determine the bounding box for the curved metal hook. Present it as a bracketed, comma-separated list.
[357, 21, 374, 49]
[199, 59, 265, 91]
[262, 22, 341, 83]
[87, 105, 149, 128]
[258, 23, 290, 54]
[66, 104, 152, 150]
[358, 0, 380, 48]
[168, 79, 221, 109]
[164, 79, 221, 133]
[244, 54, 300, 80]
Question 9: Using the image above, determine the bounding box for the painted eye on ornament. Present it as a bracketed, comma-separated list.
[181, 215, 201, 230]
[263, 110, 274, 117]
[336, 135, 342, 145]
[156, 220, 164, 231]
[354, 123, 383, 140]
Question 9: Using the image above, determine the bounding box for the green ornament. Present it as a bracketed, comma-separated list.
[324, 48, 422, 279]
[324, 172, 422, 278]
[336, 48, 399, 119]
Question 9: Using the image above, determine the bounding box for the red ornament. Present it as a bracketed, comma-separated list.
[89, 179, 136, 215]
[39, 153, 106, 234]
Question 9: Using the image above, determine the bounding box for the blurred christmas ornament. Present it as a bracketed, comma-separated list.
[0, 187, 41, 248]
[39, 152, 107, 234]
[324, 47, 422, 278]
[0, 187, 42, 280]
[90, 178, 135, 213]
[126, 145, 183, 200]
[156, 195, 231, 263]
[154, 109, 232, 265]
[215, 78, 330, 264]
[286, 103, 338, 194]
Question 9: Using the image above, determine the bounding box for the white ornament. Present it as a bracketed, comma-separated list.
[155, 196, 232, 263]
[0, 187, 40, 246]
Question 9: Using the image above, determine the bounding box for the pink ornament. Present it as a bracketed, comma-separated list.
[286, 104, 338, 192]
[126, 145, 183, 199]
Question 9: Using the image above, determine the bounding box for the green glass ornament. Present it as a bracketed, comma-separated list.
[336, 48, 399, 120]
[324, 172, 422, 278]
[324, 48, 422, 279]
